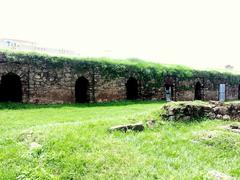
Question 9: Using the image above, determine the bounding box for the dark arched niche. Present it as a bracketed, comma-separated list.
[75, 76, 90, 103]
[0, 73, 22, 102]
[238, 84, 240, 100]
[194, 81, 203, 100]
[126, 77, 138, 100]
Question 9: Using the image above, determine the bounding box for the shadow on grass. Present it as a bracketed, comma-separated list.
[0, 100, 165, 110]
[161, 117, 211, 128]
[175, 118, 209, 124]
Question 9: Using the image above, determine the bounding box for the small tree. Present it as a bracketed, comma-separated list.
[225, 65, 234, 70]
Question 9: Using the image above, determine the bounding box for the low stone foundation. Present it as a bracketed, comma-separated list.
[162, 101, 240, 121]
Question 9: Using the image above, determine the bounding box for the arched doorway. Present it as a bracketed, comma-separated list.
[0, 73, 22, 102]
[75, 76, 89, 103]
[194, 82, 202, 100]
[165, 84, 173, 101]
[219, 84, 226, 102]
[126, 77, 138, 100]
[238, 85, 240, 100]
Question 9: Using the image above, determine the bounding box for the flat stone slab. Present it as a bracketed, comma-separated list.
[30, 142, 42, 150]
[221, 124, 240, 134]
[227, 125, 240, 134]
[230, 125, 240, 129]
[109, 123, 144, 132]
[207, 170, 236, 180]
[146, 120, 156, 128]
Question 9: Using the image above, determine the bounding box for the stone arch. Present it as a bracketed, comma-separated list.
[0, 73, 23, 102]
[194, 81, 203, 100]
[126, 77, 138, 100]
[75, 76, 90, 103]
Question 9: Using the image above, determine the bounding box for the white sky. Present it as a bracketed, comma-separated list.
[1, 0, 240, 70]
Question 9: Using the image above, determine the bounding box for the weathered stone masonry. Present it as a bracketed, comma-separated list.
[0, 52, 240, 104]
[166, 76, 240, 101]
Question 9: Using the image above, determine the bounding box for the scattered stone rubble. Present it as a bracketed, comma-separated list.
[162, 101, 240, 121]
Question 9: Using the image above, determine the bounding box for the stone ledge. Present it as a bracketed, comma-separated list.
[162, 101, 240, 121]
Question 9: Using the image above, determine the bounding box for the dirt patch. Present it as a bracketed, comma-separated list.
[17, 130, 44, 144]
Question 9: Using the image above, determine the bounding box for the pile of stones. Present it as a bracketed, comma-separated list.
[162, 101, 240, 121]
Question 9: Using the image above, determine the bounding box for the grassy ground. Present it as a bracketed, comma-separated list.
[0, 101, 240, 179]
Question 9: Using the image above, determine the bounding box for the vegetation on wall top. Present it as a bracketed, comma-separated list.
[1, 49, 240, 85]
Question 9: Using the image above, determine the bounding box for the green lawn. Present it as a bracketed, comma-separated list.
[0, 101, 240, 179]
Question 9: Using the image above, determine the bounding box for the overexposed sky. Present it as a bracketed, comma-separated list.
[0, 0, 240, 70]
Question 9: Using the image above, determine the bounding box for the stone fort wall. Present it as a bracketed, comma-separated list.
[0, 52, 239, 104]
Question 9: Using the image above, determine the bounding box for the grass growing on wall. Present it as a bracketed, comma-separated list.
[1, 49, 240, 85]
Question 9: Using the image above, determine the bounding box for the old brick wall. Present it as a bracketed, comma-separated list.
[0, 53, 240, 104]
[176, 78, 200, 101]
[94, 76, 126, 102]
[227, 84, 239, 100]
[29, 63, 96, 104]
[0, 61, 29, 102]
[0, 60, 95, 104]
[203, 78, 218, 101]
[176, 77, 240, 101]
